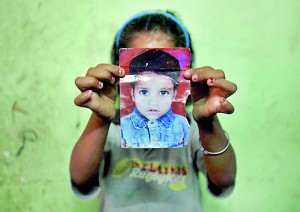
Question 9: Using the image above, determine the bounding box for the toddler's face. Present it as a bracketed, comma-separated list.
[132, 72, 176, 120]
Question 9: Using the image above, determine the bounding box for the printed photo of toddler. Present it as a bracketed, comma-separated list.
[120, 48, 191, 148]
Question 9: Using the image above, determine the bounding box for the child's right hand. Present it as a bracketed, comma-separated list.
[74, 64, 125, 121]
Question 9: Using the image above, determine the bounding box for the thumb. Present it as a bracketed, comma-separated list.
[74, 90, 93, 108]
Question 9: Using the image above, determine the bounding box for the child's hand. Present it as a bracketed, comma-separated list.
[74, 64, 125, 121]
[184, 66, 237, 122]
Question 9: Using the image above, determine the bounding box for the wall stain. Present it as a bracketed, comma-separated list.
[16, 129, 38, 157]
[38, 1, 43, 9]
[290, 31, 299, 56]
[12, 101, 28, 123]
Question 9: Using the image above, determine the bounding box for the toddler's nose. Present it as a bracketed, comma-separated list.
[148, 94, 159, 106]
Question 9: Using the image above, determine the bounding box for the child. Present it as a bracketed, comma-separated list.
[121, 49, 190, 148]
[71, 10, 237, 212]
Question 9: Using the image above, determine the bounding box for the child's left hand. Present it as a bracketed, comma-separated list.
[184, 66, 237, 122]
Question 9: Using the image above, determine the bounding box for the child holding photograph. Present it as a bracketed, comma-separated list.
[120, 49, 190, 148]
[71, 10, 237, 212]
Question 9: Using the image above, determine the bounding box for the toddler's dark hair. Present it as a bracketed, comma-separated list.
[129, 49, 180, 89]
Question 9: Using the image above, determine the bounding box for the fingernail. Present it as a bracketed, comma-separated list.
[97, 82, 103, 89]
[84, 90, 92, 96]
[192, 74, 198, 81]
[208, 78, 215, 85]
[119, 68, 125, 75]
[220, 98, 226, 104]
[111, 77, 115, 83]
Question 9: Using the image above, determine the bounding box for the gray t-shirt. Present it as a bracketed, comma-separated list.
[72, 117, 231, 212]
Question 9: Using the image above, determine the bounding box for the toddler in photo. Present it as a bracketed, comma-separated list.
[120, 49, 190, 148]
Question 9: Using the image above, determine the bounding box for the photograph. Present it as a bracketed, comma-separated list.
[119, 48, 191, 148]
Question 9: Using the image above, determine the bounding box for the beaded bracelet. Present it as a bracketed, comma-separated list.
[200, 132, 230, 155]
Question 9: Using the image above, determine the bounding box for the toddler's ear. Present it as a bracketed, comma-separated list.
[130, 87, 135, 102]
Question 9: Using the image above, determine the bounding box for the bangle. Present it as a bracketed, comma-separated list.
[200, 132, 230, 155]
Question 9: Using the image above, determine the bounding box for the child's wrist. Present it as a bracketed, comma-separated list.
[92, 111, 114, 125]
[193, 109, 216, 124]
[195, 115, 217, 131]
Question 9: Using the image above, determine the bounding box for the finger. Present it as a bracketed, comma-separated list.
[185, 67, 225, 82]
[217, 98, 235, 114]
[207, 78, 237, 97]
[86, 65, 125, 84]
[92, 64, 125, 78]
[75, 76, 104, 92]
[86, 68, 115, 85]
[184, 66, 213, 79]
[74, 90, 93, 107]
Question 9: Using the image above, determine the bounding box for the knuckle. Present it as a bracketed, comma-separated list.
[86, 67, 95, 76]
[217, 69, 225, 78]
[231, 107, 235, 113]
[74, 77, 81, 86]
[96, 63, 106, 69]
[203, 66, 213, 70]
[74, 97, 80, 106]
[227, 106, 235, 114]
[233, 83, 238, 93]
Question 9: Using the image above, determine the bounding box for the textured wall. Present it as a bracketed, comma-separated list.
[0, 0, 299, 211]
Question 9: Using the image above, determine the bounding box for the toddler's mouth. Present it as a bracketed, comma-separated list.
[148, 109, 158, 112]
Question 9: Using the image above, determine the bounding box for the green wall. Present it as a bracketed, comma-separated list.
[0, 0, 299, 211]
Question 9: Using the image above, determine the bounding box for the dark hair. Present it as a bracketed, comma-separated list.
[129, 49, 180, 89]
[111, 10, 194, 65]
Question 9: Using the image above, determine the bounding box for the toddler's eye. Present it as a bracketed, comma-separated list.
[139, 90, 149, 96]
[159, 90, 170, 96]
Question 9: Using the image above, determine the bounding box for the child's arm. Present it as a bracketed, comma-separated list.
[184, 66, 237, 190]
[70, 64, 125, 192]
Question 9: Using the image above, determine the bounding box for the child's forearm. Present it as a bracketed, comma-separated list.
[70, 112, 111, 187]
[197, 116, 236, 187]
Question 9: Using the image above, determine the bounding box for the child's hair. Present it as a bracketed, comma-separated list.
[111, 10, 194, 65]
[129, 49, 180, 89]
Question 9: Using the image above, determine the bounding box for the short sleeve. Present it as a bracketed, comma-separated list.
[71, 180, 101, 200]
[207, 175, 235, 197]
